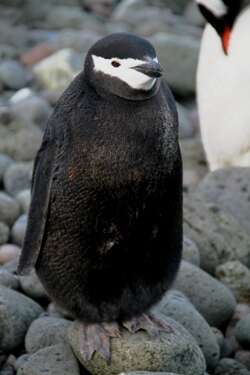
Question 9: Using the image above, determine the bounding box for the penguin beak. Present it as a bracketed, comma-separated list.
[220, 26, 232, 55]
[132, 61, 163, 78]
[197, 3, 236, 56]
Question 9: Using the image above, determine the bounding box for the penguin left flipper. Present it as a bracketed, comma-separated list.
[17, 124, 56, 275]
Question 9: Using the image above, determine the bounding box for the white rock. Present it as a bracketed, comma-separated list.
[33, 49, 82, 93]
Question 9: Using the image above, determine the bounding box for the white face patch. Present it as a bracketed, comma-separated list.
[92, 55, 158, 91]
[196, 0, 227, 17]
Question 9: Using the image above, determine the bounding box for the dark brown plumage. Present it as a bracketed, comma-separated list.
[18, 33, 182, 361]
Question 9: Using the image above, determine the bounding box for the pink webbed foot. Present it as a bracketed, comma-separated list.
[123, 313, 173, 338]
[79, 322, 120, 363]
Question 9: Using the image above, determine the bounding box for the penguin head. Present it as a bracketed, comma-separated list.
[196, 0, 244, 54]
[84, 33, 163, 101]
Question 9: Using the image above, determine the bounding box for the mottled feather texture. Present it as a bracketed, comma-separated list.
[18, 36, 182, 324]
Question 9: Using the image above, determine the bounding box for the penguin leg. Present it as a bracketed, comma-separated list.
[79, 322, 120, 363]
[122, 313, 173, 338]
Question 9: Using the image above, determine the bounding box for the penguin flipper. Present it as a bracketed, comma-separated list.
[17, 125, 56, 275]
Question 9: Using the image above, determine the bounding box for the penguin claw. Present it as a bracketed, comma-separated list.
[79, 322, 120, 363]
[149, 313, 174, 334]
[103, 322, 121, 338]
[123, 313, 173, 338]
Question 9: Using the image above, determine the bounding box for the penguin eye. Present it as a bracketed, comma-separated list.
[111, 60, 121, 68]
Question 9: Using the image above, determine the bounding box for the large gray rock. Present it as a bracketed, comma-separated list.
[184, 196, 250, 274]
[216, 261, 250, 304]
[25, 317, 72, 353]
[19, 269, 47, 300]
[33, 49, 82, 93]
[0, 123, 42, 162]
[235, 314, 250, 349]
[11, 214, 27, 246]
[155, 290, 220, 371]
[15, 354, 31, 371]
[17, 344, 80, 375]
[68, 316, 206, 375]
[0, 269, 19, 289]
[0, 60, 29, 90]
[10, 89, 52, 128]
[0, 222, 10, 245]
[150, 32, 200, 96]
[212, 327, 224, 352]
[213, 358, 250, 375]
[182, 236, 200, 266]
[0, 192, 20, 226]
[196, 167, 250, 233]
[4, 162, 32, 196]
[0, 286, 43, 351]
[174, 261, 236, 327]
[0, 154, 13, 183]
[2, 257, 19, 274]
[16, 190, 31, 214]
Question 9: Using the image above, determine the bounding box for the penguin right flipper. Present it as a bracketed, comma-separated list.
[17, 123, 56, 275]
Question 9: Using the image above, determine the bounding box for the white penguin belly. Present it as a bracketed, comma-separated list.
[197, 7, 250, 170]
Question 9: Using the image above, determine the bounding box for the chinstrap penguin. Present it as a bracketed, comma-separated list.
[196, 0, 250, 170]
[18, 33, 183, 362]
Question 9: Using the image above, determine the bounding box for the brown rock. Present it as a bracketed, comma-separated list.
[21, 43, 56, 66]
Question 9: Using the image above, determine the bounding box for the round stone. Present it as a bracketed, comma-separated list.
[19, 269, 47, 300]
[0, 269, 19, 289]
[11, 214, 27, 246]
[0, 154, 13, 183]
[25, 316, 71, 353]
[182, 236, 200, 266]
[0, 244, 21, 265]
[11, 91, 52, 128]
[0, 60, 28, 90]
[68, 316, 206, 375]
[155, 290, 220, 371]
[17, 344, 80, 375]
[184, 196, 250, 274]
[0, 222, 10, 245]
[16, 190, 31, 214]
[216, 261, 250, 304]
[213, 358, 250, 375]
[173, 261, 236, 327]
[0, 192, 20, 226]
[0, 286, 43, 351]
[4, 162, 32, 196]
[235, 314, 250, 349]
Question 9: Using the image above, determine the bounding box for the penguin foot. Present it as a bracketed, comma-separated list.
[79, 322, 120, 363]
[122, 313, 173, 338]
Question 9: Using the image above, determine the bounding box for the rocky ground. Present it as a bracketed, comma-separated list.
[0, 1, 249, 375]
